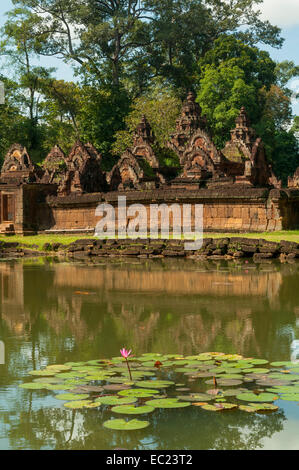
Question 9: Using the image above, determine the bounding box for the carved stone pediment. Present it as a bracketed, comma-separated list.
[183, 130, 223, 167]
[1, 144, 42, 182]
[41, 145, 67, 184]
[58, 141, 106, 195]
[107, 151, 144, 191]
[288, 167, 299, 188]
[168, 91, 207, 159]
[131, 116, 160, 169]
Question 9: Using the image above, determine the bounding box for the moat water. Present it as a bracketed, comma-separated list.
[0, 257, 299, 450]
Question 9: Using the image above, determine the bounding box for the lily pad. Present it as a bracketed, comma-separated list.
[137, 380, 175, 389]
[242, 368, 269, 374]
[103, 419, 150, 431]
[55, 393, 90, 401]
[32, 377, 64, 384]
[19, 382, 49, 390]
[177, 394, 213, 402]
[201, 403, 238, 411]
[46, 365, 72, 371]
[270, 361, 295, 368]
[145, 398, 190, 409]
[64, 400, 93, 409]
[239, 403, 278, 413]
[236, 392, 278, 402]
[118, 388, 160, 398]
[29, 370, 55, 377]
[103, 384, 131, 392]
[205, 378, 243, 386]
[279, 394, 299, 401]
[111, 405, 155, 415]
[95, 396, 137, 406]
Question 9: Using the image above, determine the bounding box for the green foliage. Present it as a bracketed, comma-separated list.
[112, 88, 181, 155]
[197, 35, 277, 148]
[262, 128, 299, 185]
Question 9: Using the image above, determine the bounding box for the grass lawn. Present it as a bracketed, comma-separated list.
[0, 231, 298, 250]
[205, 231, 299, 243]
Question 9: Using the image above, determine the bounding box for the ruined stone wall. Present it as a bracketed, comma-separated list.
[22, 184, 58, 233]
[43, 187, 299, 233]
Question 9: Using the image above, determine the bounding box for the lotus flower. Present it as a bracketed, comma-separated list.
[120, 348, 132, 359]
[120, 348, 133, 381]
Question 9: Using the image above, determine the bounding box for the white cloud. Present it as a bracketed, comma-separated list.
[258, 0, 299, 27]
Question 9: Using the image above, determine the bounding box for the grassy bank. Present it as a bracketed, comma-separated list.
[0, 231, 298, 251]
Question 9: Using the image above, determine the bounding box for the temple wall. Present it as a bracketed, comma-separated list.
[40, 187, 299, 234]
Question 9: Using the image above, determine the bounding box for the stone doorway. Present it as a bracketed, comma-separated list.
[0, 193, 15, 234]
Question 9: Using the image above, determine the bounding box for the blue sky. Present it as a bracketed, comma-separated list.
[0, 0, 298, 113]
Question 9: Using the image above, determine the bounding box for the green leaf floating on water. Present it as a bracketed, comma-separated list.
[111, 405, 155, 415]
[29, 370, 56, 377]
[19, 382, 49, 390]
[270, 361, 295, 368]
[64, 400, 93, 409]
[46, 365, 72, 371]
[205, 378, 243, 386]
[103, 419, 150, 431]
[239, 403, 278, 413]
[248, 359, 269, 365]
[32, 377, 64, 384]
[145, 398, 191, 409]
[118, 388, 160, 398]
[96, 396, 137, 406]
[63, 400, 102, 409]
[47, 384, 74, 391]
[201, 403, 238, 411]
[21, 351, 299, 417]
[236, 392, 278, 402]
[279, 394, 299, 401]
[137, 380, 175, 389]
[177, 394, 213, 402]
[242, 368, 269, 374]
[55, 393, 90, 401]
[266, 386, 299, 394]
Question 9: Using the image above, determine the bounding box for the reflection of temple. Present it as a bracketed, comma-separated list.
[0, 92, 298, 234]
[1, 259, 299, 357]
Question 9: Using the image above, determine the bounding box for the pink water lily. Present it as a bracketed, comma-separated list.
[120, 348, 133, 381]
[120, 348, 132, 359]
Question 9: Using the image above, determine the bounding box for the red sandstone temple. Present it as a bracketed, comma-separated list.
[0, 93, 298, 235]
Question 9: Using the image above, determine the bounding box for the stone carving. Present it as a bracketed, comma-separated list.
[107, 150, 159, 191]
[131, 115, 160, 169]
[58, 141, 107, 195]
[168, 91, 207, 161]
[41, 145, 67, 185]
[107, 116, 164, 191]
[1, 144, 43, 182]
[288, 167, 299, 189]
[107, 150, 145, 191]
[221, 108, 274, 187]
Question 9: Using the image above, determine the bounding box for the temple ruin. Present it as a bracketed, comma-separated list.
[0, 93, 298, 235]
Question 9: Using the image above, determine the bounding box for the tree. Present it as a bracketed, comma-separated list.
[0, 76, 29, 164]
[112, 87, 181, 165]
[76, 85, 131, 169]
[144, 0, 282, 92]
[0, 7, 56, 159]
[9, 0, 283, 91]
[197, 35, 276, 147]
[291, 116, 299, 140]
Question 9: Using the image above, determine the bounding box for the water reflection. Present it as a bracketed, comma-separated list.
[0, 258, 299, 449]
[1, 258, 299, 360]
[4, 402, 286, 450]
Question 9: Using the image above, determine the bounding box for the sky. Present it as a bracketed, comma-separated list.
[0, 0, 298, 113]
